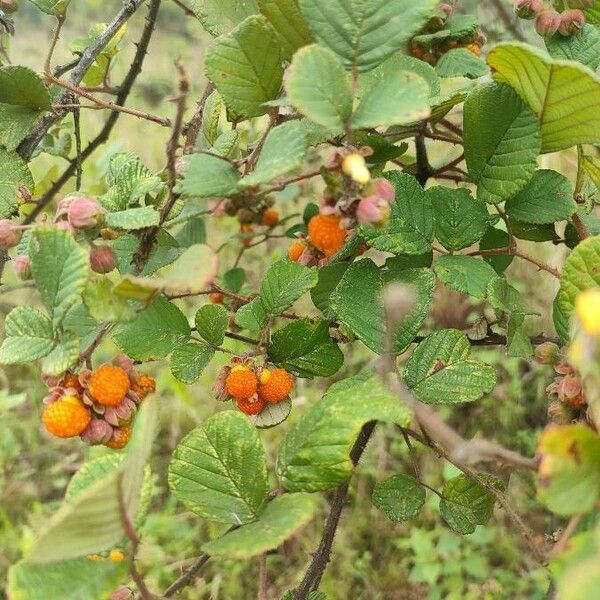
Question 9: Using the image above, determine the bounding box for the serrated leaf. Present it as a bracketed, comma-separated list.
[277, 375, 411, 491]
[41, 336, 80, 376]
[310, 262, 349, 318]
[251, 398, 292, 428]
[104, 206, 159, 230]
[430, 186, 490, 251]
[0, 148, 34, 218]
[239, 122, 307, 188]
[29, 228, 89, 329]
[487, 277, 538, 316]
[413, 14, 479, 47]
[195, 303, 228, 347]
[299, 0, 437, 72]
[360, 172, 433, 255]
[0, 306, 55, 364]
[480, 226, 513, 275]
[267, 318, 343, 377]
[202, 493, 317, 558]
[170, 342, 215, 384]
[187, 0, 258, 36]
[372, 474, 426, 522]
[434, 255, 497, 299]
[178, 153, 241, 198]
[156, 244, 219, 296]
[169, 411, 268, 524]
[235, 297, 267, 331]
[463, 82, 540, 205]
[488, 43, 600, 153]
[83, 278, 136, 323]
[258, 0, 313, 59]
[439, 473, 504, 534]
[404, 329, 496, 405]
[260, 259, 318, 315]
[435, 48, 489, 79]
[505, 169, 576, 224]
[546, 24, 600, 71]
[205, 15, 283, 118]
[286, 44, 352, 131]
[28, 0, 70, 15]
[112, 296, 190, 360]
[506, 313, 533, 359]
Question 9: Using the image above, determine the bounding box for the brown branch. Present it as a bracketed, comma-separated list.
[183, 81, 215, 154]
[549, 514, 583, 559]
[44, 14, 65, 75]
[571, 213, 589, 241]
[171, 0, 197, 17]
[415, 135, 432, 186]
[469, 247, 561, 279]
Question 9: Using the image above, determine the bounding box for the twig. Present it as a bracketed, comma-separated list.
[258, 553, 268, 600]
[571, 213, 589, 241]
[415, 135, 432, 186]
[550, 514, 583, 559]
[44, 14, 65, 75]
[163, 554, 211, 597]
[490, 0, 527, 42]
[171, 0, 196, 17]
[245, 112, 276, 174]
[183, 81, 215, 154]
[469, 247, 561, 279]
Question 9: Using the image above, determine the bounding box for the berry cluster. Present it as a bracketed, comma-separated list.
[514, 0, 590, 37]
[86, 549, 125, 563]
[288, 151, 395, 265]
[215, 361, 294, 416]
[41, 357, 155, 449]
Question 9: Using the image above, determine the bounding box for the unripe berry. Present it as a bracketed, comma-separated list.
[535, 9, 562, 37]
[288, 240, 308, 262]
[535, 341, 560, 365]
[262, 208, 279, 227]
[42, 396, 91, 438]
[236, 396, 266, 415]
[258, 368, 294, 403]
[66, 196, 104, 229]
[89, 245, 117, 274]
[240, 223, 254, 247]
[0, 0, 19, 14]
[0, 219, 21, 249]
[88, 364, 131, 406]
[558, 9, 586, 35]
[342, 154, 371, 185]
[12, 255, 31, 280]
[514, 0, 544, 19]
[308, 214, 347, 258]
[225, 365, 258, 400]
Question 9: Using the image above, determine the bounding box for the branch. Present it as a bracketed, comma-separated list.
[571, 213, 589, 241]
[183, 81, 215, 154]
[490, 0, 527, 42]
[469, 246, 561, 279]
[414, 135, 432, 186]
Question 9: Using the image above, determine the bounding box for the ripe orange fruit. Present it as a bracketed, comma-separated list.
[132, 373, 156, 401]
[209, 292, 224, 304]
[288, 240, 307, 262]
[466, 43, 481, 57]
[258, 368, 294, 404]
[308, 214, 347, 257]
[88, 364, 130, 407]
[262, 208, 279, 227]
[60, 371, 83, 392]
[225, 365, 258, 400]
[105, 426, 131, 450]
[109, 549, 125, 562]
[237, 396, 266, 415]
[42, 396, 91, 438]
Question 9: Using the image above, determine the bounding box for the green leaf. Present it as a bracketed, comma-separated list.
[286, 44, 352, 131]
[0, 66, 52, 150]
[488, 42, 600, 153]
[169, 411, 268, 525]
[29, 228, 89, 329]
[258, 0, 313, 59]
[202, 493, 318, 558]
[235, 297, 267, 331]
[251, 398, 292, 429]
[260, 259, 318, 315]
[479, 226, 513, 275]
[267, 318, 343, 378]
[463, 82, 540, 205]
[404, 329, 496, 405]
[433, 255, 497, 300]
[223, 267, 246, 293]
[439, 473, 504, 534]
[178, 153, 241, 198]
[351, 70, 430, 129]
[487, 277, 538, 316]
[104, 206, 159, 230]
[278, 375, 411, 491]
[239, 122, 307, 188]
[170, 342, 215, 384]
[299, 0, 437, 72]
[205, 15, 283, 118]
[360, 172, 433, 255]
[413, 14, 479, 48]
[310, 262, 349, 318]
[41, 336, 80, 376]
[505, 169, 576, 224]
[0, 148, 34, 218]
[372, 474, 426, 522]
[112, 296, 191, 360]
[430, 187, 490, 251]
[156, 244, 219, 296]
[557, 235, 600, 331]
[546, 24, 600, 71]
[195, 304, 228, 347]
[506, 313, 533, 359]
[435, 48, 489, 79]
[508, 218, 559, 242]
[187, 0, 258, 36]
[83, 278, 136, 323]
[111, 230, 181, 276]
[0, 306, 55, 364]
[28, 0, 70, 15]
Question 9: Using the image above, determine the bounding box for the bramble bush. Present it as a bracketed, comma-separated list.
[1, 0, 600, 598]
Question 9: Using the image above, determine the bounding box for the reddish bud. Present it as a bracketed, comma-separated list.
[535, 10, 562, 36]
[557, 375, 586, 407]
[367, 178, 396, 204]
[12, 255, 31, 280]
[535, 341, 560, 365]
[67, 196, 104, 229]
[89, 245, 117, 274]
[0, 219, 21, 249]
[514, 0, 544, 19]
[558, 9, 586, 35]
[440, 3, 453, 18]
[80, 419, 114, 445]
[356, 196, 391, 226]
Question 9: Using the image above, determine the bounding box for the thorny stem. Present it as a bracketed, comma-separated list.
[469, 247, 561, 279]
[183, 81, 215, 154]
[44, 14, 65, 75]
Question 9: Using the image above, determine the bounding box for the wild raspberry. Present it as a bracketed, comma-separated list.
[132, 373, 156, 401]
[466, 43, 481, 57]
[559, 9, 586, 36]
[66, 196, 104, 229]
[209, 292, 224, 304]
[236, 396, 266, 415]
[12, 255, 31, 280]
[105, 426, 131, 449]
[225, 365, 258, 400]
[86, 554, 104, 561]
[42, 396, 91, 438]
[89, 245, 117, 274]
[535, 9, 561, 37]
[60, 371, 83, 393]
[258, 368, 294, 404]
[0, 219, 21, 249]
[109, 549, 125, 562]
[308, 214, 347, 257]
[88, 364, 131, 406]
[262, 208, 279, 227]
[288, 240, 307, 262]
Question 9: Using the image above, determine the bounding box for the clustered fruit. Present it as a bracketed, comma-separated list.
[288, 150, 395, 266]
[214, 360, 294, 416]
[86, 549, 125, 563]
[41, 356, 156, 449]
[514, 0, 590, 37]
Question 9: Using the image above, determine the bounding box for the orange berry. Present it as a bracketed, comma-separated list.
[240, 223, 254, 247]
[308, 214, 347, 257]
[86, 554, 104, 561]
[105, 426, 131, 450]
[132, 373, 156, 401]
[42, 396, 91, 438]
[60, 371, 83, 392]
[262, 208, 279, 227]
[288, 240, 307, 262]
[466, 43, 481, 57]
[225, 365, 258, 400]
[236, 396, 266, 416]
[209, 292, 224, 304]
[88, 364, 130, 407]
[258, 368, 294, 404]
[109, 549, 125, 562]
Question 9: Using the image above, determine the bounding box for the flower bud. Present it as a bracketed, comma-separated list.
[12, 255, 31, 280]
[80, 419, 114, 445]
[0, 219, 21, 249]
[558, 9, 586, 35]
[103, 397, 137, 427]
[557, 375, 586, 407]
[535, 9, 562, 36]
[66, 196, 104, 229]
[89, 245, 117, 274]
[514, 0, 544, 19]
[440, 3, 453, 18]
[356, 196, 391, 226]
[367, 178, 396, 204]
[534, 341, 560, 365]
[342, 154, 371, 185]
